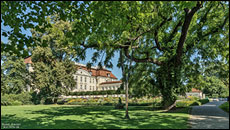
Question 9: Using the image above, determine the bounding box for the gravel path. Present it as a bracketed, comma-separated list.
[189, 101, 229, 129]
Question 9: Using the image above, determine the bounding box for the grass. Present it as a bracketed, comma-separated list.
[1, 105, 190, 129]
[219, 102, 229, 113]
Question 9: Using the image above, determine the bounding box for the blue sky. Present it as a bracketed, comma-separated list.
[1, 23, 123, 80]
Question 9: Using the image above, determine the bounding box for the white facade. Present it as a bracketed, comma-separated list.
[72, 68, 122, 92]
[72, 68, 97, 92]
[25, 56, 122, 92]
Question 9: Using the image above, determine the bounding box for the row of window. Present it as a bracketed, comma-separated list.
[102, 86, 119, 91]
[76, 84, 95, 91]
[75, 76, 95, 83]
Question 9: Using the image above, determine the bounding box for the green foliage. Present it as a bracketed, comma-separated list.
[176, 100, 199, 107]
[198, 99, 209, 105]
[2, 1, 229, 109]
[1, 51, 30, 95]
[190, 101, 201, 106]
[176, 97, 208, 107]
[201, 76, 228, 98]
[1, 92, 33, 106]
[219, 102, 229, 113]
[10, 100, 23, 106]
[29, 17, 77, 104]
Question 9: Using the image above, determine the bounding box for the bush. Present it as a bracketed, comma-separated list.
[176, 101, 194, 107]
[115, 98, 124, 109]
[190, 101, 201, 106]
[219, 102, 229, 113]
[187, 96, 199, 101]
[16, 92, 33, 105]
[10, 100, 23, 106]
[212, 94, 219, 98]
[1, 93, 33, 106]
[198, 99, 209, 105]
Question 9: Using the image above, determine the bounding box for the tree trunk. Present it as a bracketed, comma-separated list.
[161, 88, 177, 110]
[157, 61, 180, 110]
[124, 82, 130, 119]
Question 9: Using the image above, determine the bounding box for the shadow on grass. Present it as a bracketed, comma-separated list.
[1, 106, 189, 129]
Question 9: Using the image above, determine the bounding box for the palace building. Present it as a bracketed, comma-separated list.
[24, 57, 122, 92]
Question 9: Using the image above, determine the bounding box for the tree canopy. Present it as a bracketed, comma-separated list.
[1, 1, 229, 108]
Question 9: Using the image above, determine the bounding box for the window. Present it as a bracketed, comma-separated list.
[80, 77, 82, 82]
[90, 78, 91, 83]
[85, 85, 87, 90]
[90, 86, 91, 90]
[76, 84, 78, 89]
[107, 73, 110, 77]
[80, 85, 82, 89]
[26, 64, 30, 70]
[85, 77, 87, 82]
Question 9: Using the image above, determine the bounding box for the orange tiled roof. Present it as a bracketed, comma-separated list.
[99, 81, 122, 85]
[77, 65, 118, 79]
[24, 56, 32, 64]
[191, 88, 201, 93]
[24, 56, 118, 79]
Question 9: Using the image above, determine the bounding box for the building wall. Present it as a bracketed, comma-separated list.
[26, 63, 121, 92]
[99, 83, 122, 91]
[72, 68, 120, 92]
[186, 92, 203, 98]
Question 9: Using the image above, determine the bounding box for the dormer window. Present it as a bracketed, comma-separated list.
[107, 73, 110, 77]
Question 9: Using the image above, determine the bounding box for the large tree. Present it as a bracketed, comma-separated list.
[1, 50, 30, 95]
[1, 1, 229, 109]
[29, 16, 77, 104]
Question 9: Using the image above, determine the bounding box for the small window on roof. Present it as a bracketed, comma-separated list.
[107, 73, 110, 77]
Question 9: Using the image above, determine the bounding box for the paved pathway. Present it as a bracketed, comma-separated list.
[189, 101, 229, 129]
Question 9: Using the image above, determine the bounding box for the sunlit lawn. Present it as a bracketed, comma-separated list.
[1, 105, 190, 129]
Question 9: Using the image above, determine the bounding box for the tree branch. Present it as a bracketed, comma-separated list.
[176, 2, 203, 64]
[124, 48, 162, 65]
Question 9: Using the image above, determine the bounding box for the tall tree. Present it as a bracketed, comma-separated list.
[29, 16, 77, 104]
[1, 1, 229, 109]
[1, 50, 30, 94]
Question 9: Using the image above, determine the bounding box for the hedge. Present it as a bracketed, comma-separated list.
[198, 99, 209, 105]
[176, 98, 209, 107]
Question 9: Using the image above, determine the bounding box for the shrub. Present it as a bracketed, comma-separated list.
[187, 96, 199, 101]
[198, 99, 209, 105]
[1, 94, 10, 106]
[1, 93, 33, 106]
[219, 102, 229, 113]
[190, 101, 201, 106]
[176, 101, 194, 107]
[16, 92, 33, 105]
[57, 98, 67, 105]
[115, 98, 124, 109]
[10, 100, 23, 106]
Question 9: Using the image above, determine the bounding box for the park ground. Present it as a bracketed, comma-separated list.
[1, 105, 190, 129]
[189, 101, 229, 129]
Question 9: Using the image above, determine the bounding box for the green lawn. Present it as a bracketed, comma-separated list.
[1, 105, 190, 129]
[219, 102, 229, 113]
